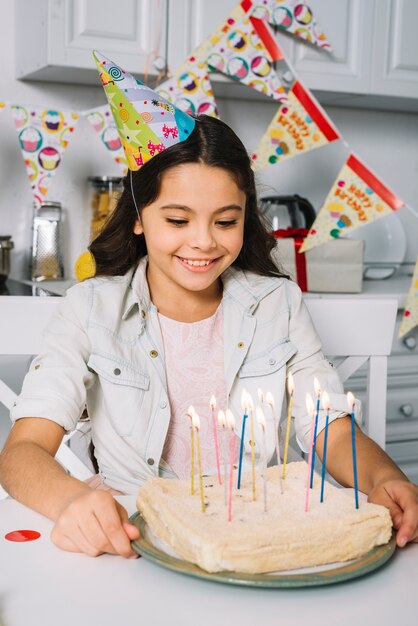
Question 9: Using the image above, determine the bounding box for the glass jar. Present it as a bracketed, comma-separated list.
[88, 176, 123, 242]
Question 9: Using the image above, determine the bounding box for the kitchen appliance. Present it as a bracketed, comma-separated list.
[31, 201, 64, 281]
[0, 236, 14, 283]
[259, 195, 316, 231]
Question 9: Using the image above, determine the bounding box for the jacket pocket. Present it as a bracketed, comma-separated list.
[238, 338, 297, 378]
[87, 353, 150, 436]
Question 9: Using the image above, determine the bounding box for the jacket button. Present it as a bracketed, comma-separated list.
[160, 401, 167, 409]
[34, 364, 41, 370]
[141, 309, 146, 318]
[269, 358, 276, 365]
[147, 458, 155, 466]
[113, 368, 121, 376]
[237, 342, 245, 349]
[150, 350, 158, 358]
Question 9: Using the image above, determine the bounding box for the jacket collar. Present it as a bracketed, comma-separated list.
[121, 256, 284, 320]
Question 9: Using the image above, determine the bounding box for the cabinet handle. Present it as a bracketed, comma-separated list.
[403, 335, 417, 350]
[400, 404, 414, 417]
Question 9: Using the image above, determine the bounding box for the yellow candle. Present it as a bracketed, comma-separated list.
[191, 410, 206, 513]
[282, 372, 294, 479]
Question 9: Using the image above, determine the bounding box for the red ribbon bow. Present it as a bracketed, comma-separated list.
[147, 141, 166, 156]
[162, 124, 179, 139]
[273, 228, 309, 292]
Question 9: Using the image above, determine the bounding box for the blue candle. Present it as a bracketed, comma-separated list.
[347, 392, 359, 509]
[320, 391, 331, 503]
[237, 390, 249, 490]
[310, 378, 321, 489]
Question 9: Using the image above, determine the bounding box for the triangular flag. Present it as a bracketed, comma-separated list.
[300, 154, 405, 252]
[93, 50, 195, 171]
[206, 1, 288, 102]
[399, 258, 418, 337]
[253, 0, 332, 50]
[251, 79, 340, 169]
[156, 56, 219, 117]
[84, 104, 128, 175]
[11, 105, 79, 207]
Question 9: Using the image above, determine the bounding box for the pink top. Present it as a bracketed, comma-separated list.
[158, 304, 238, 480]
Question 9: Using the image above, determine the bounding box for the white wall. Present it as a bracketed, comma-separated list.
[0, 0, 417, 282]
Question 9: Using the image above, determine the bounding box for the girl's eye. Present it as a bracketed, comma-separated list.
[217, 220, 238, 227]
[166, 218, 188, 226]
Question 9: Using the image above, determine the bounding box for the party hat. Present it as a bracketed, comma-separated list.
[93, 50, 196, 171]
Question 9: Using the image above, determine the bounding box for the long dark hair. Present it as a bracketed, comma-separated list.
[89, 114, 285, 279]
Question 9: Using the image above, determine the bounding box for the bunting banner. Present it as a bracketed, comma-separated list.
[399, 259, 418, 338]
[85, 104, 128, 175]
[252, 0, 332, 50]
[11, 105, 79, 207]
[156, 57, 219, 118]
[206, 0, 288, 101]
[251, 77, 340, 169]
[300, 154, 406, 252]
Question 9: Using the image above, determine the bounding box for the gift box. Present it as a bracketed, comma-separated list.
[271, 229, 364, 293]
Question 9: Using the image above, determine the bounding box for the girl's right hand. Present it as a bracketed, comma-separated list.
[50, 489, 140, 558]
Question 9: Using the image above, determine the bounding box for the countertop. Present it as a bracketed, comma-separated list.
[13, 270, 413, 308]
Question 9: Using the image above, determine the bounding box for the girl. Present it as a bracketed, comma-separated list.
[0, 115, 417, 559]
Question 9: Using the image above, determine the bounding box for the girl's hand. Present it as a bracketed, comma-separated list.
[368, 479, 418, 547]
[50, 489, 140, 558]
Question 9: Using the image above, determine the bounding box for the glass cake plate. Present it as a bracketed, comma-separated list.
[129, 511, 396, 588]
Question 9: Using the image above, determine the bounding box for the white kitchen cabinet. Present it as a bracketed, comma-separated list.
[371, 0, 418, 99]
[15, 0, 418, 109]
[277, 0, 418, 109]
[15, 0, 168, 84]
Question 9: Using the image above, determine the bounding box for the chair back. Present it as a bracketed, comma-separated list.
[0, 296, 94, 499]
[305, 297, 398, 448]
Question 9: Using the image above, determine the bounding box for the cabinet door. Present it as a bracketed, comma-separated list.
[371, 0, 418, 98]
[16, 0, 166, 82]
[277, 0, 375, 94]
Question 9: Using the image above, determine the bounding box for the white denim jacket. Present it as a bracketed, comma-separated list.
[11, 257, 355, 494]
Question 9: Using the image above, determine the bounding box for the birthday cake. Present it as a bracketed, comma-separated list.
[136, 462, 392, 574]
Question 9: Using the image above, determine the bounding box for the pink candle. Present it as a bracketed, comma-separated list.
[210, 395, 222, 485]
[305, 393, 316, 513]
[226, 409, 236, 522]
[217, 409, 228, 505]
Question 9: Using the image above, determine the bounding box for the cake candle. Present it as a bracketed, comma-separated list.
[210, 395, 222, 485]
[347, 391, 359, 509]
[187, 406, 195, 496]
[320, 391, 331, 503]
[266, 392, 283, 494]
[191, 411, 206, 513]
[305, 393, 316, 513]
[256, 407, 268, 512]
[217, 409, 228, 505]
[237, 389, 249, 489]
[226, 409, 236, 522]
[310, 377, 321, 489]
[282, 372, 294, 479]
[247, 392, 257, 502]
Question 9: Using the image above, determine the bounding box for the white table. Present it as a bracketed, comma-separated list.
[0, 496, 417, 626]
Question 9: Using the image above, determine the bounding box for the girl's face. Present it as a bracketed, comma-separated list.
[134, 163, 246, 302]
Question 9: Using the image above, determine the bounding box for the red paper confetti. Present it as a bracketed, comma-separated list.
[5, 529, 41, 542]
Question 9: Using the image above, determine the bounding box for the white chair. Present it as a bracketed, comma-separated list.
[305, 297, 398, 449]
[0, 295, 94, 499]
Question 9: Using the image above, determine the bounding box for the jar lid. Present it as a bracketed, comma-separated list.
[36, 201, 62, 208]
[0, 235, 14, 248]
[88, 176, 123, 187]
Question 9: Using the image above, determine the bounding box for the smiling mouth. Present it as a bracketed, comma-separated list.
[176, 256, 219, 271]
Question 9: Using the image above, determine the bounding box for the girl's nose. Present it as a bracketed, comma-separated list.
[190, 225, 216, 250]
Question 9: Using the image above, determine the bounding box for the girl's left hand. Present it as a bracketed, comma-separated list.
[368, 479, 418, 547]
